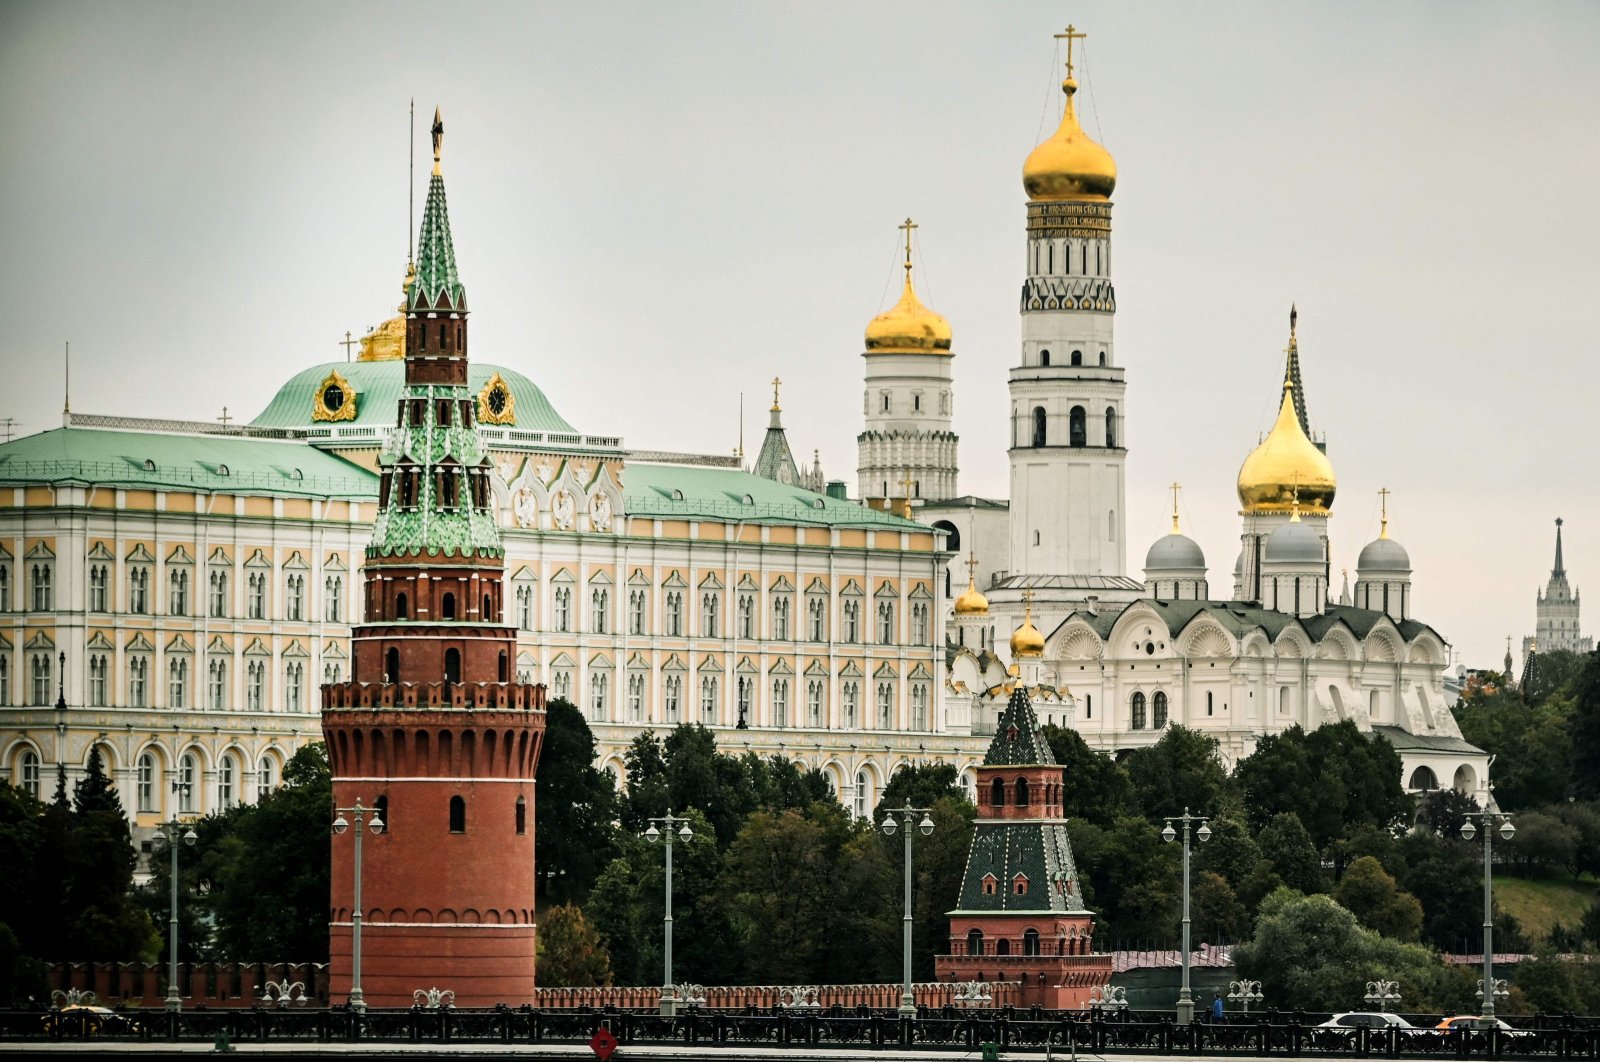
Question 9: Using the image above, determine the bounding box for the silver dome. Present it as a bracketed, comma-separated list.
[1145, 532, 1207, 572]
[1357, 536, 1411, 572]
[1264, 520, 1324, 564]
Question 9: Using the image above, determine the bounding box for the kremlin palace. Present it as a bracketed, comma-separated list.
[0, 31, 1487, 844]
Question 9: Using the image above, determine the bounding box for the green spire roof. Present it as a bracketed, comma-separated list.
[983, 685, 1057, 767]
[409, 171, 465, 312]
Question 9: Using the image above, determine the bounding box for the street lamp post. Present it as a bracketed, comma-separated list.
[1162, 807, 1211, 1025]
[332, 799, 385, 1013]
[1228, 979, 1264, 1017]
[1462, 801, 1515, 1019]
[645, 810, 694, 1016]
[880, 803, 935, 1019]
[159, 784, 198, 1013]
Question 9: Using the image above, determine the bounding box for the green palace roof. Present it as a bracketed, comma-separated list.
[0, 427, 376, 498]
[624, 463, 929, 531]
[251, 361, 576, 435]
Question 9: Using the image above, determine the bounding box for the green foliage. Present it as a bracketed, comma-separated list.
[1397, 830, 1486, 952]
[875, 762, 965, 818]
[1070, 815, 1179, 944]
[1190, 871, 1248, 944]
[1236, 722, 1410, 848]
[1570, 651, 1600, 801]
[1194, 815, 1262, 891]
[1511, 947, 1600, 1014]
[1234, 890, 1471, 1012]
[72, 747, 123, 816]
[1332, 856, 1423, 942]
[534, 699, 618, 902]
[1257, 812, 1323, 894]
[537, 903, 613, 987]
[1040, 724, 1130, 826]
[1121, 725, 1233, 822]
[1416, 788, 1479, 840]
[1503, 811, 1580, 875]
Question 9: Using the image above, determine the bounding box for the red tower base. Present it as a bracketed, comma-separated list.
[330, 923, 537, 1008]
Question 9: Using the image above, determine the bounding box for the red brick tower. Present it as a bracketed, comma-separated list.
[321, 108, 546, 1008]
[935, 684, 1111, 1008]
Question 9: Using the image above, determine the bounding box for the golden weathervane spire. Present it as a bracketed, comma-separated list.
[430, 106, 444, 176]
[899, 471, 916, 519]
[1170, 482, 1183, 534]
[1378, 487, 1391, 539]
[899, 216, 918, 280]
[771, 377, 782, 413]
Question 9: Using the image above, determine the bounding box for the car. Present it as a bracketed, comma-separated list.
[1436, 1016, 1528, 1037]
[1317, 1012, 1418, 1029]
[40, 1005, 141, 1037]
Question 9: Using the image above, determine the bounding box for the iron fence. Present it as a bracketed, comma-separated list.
[6, 1005, 1598, 1057]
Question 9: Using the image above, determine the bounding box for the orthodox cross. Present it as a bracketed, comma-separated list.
[898, 472, 916, 518]
[899, 217, 918, 276]
[965, 551, 979, 585]
[340, 330, 357, 361]
[217, 407, 233, 428]
[1054, 24, 1087, 78]
[1377, 487, 1391, 537]
[1021, 586, 1035, 610]
[1170, 482, 1182, 533]
[771, 377, 782, 412]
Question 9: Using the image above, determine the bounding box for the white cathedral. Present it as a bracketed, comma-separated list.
[837, 33, 1487, 794]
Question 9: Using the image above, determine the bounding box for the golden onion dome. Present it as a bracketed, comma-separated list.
[1023, 77, 1117, 202]
[1237, 377, 1337, 515]
[1009, 602, 1045, 657]
[954, 574, 990, 616]
[865, 217, 953, 355]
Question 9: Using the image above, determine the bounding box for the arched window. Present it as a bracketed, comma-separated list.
[1098, 351, 1107, 366]
[1023, 928, 1041, 956]
[444, 648, 461, 685]
[178, 753, 198, 813]
[218, 754, 237, 806]
[1131, 691, 1147, 729]
[1040, 349, 1051, 367]
[137, 753, 156, 812]
[1015, 777, 1030, 806]
[498, 651, 508, 683]
[449, 795, 466, 833]
[515, 795, 527, 834]
[374, 794, 389, 832]
[395, 592, 408, 620]
[19, 750, 40, 800]
[967, 929, 984, 956]
[442, 592, 456, 620]
[990, 777, 1006, 808]
[1206, 691, 1214, 716]
[1068, 406, 1087, 448]
[1070, 349, 1082, 366]
[1105, 407, 1117, 448]
[996, 938, 1011, 956]
[1408, 766, 1438, 791]
[1032, 407, 1047, 448]
[385, 647, 400, 684]
[1153, 691, 1168, 729]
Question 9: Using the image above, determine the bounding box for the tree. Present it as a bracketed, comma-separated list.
[1257, 812, 1322, 894]
[875, 762, 966, 819]
[1502, 810, 1579, 875]
[537, 904, 613, 987]
[1236, 723, 1408, 848]
[1553, 800, 1600, 878]
[1526, 649, 1588, 709]
[1397, 831, 1484, 952]
[1070, 815, 1179, 944]
[73, 748, 123, 816]
[1121, 725, 1232, 822]
[203, 743, 332, 961]
[534, 698, 618, 902]
[1417, 788, 1479, 840]
[1234, 889, 1469, 1012]
[1194, 815, 1262, 891]
[1190, 871, 1248, 944]
[1570, 651, 1600, 801]
[1041, 725, 1130, 826]
[1332, 856, 1422, 942]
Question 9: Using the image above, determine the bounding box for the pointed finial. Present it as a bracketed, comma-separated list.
[966, 551, 979, 587]
[1290, 303, 1297, 338]
[430, 106, 444, 176]
[1054, 23, 1088, 81]
[1377, 487, 1391, 539]
[771, 377, 782, 412]
[899, 471, 916, 518]
[1289, 473, 1302, 522]
[1170, 482, 1182, 534]
[898, 217, 918, 282]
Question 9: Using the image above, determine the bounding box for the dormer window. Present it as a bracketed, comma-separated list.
[1013, 874, 1029, 895]
[981, 873, 999, 896]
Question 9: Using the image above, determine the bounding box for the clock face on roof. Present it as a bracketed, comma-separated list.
[477, 372, 516, 425]
[312, 369, 357, 422]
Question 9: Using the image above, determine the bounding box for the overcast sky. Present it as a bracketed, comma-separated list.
[3, 1, 1596, 670]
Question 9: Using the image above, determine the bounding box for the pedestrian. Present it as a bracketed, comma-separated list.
[1212, 993, 1224, 1022]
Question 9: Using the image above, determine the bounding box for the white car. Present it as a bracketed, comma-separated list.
[1317, 1013, 1418, 1029]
